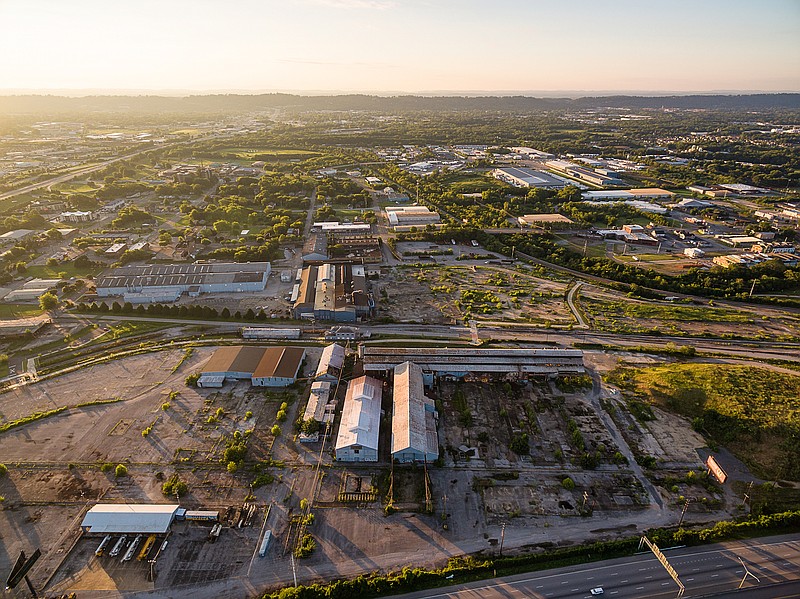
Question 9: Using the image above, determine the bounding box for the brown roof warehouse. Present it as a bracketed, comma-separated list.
[198, 346, 306, 388]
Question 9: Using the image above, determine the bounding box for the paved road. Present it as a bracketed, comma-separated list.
[566, 282, 588, 328]
[385, 535, 800, 599]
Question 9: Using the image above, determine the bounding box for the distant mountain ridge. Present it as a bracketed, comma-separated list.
[1, 92, 799, 114]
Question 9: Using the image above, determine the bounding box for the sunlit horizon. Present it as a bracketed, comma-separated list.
[1, 0, 798, 95]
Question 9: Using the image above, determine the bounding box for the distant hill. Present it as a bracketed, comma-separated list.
[1, 92, 799, 114]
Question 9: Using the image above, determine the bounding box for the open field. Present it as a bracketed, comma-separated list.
[605, 362, 800, 480]
[0, 303, 43, 320]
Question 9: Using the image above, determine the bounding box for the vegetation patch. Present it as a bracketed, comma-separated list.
[608, 364, 800, 480]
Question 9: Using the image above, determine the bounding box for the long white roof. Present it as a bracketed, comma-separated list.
[392, 362, 437, 457]
[335, 376, 382, 452]
[81, 504, 180, 534]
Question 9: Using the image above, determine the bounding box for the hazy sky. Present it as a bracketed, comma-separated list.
[1, 0, 799, 94]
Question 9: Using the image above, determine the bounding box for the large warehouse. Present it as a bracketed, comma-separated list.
[335, 376, 382, 462]
[81, 504, 180, 534]
[391, 362, 438, 463]
[360, 347, 584, 381]
[492, 167, 568, 189]
[95, 262, 271, 302]
[198, 346, 306, 387]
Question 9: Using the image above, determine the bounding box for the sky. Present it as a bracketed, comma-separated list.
[0, 0, 798, 95]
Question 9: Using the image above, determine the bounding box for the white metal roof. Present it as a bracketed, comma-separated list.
[335, 376, 382, 452]
[81, 504, 180, 534]
[392, 362, 437, 457]
[316, 343, 345, 378]
[304, 381, 333, 422]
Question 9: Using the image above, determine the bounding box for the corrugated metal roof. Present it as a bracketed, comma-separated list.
[253, 347, 305, 379]
[81, 504, 179, 534]
[392, 362, 436, 457]
[315, 343, 345, 378]
[304, 381, 332, 421]
[335, 376, 382, 452]
[202, 346, 265, 375]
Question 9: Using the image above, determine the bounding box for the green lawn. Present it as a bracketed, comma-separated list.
[585, 300, 753, 323]
[25, 262, 105, 279]
[0, 303, 43, 320]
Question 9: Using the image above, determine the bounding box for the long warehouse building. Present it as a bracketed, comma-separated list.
[360, 347, 584, 380]
[95, 262, 271, 302]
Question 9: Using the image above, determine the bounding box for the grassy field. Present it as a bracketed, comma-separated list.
[609, 363, 800, 480]
[25, 262, 105, 279]
[221, 147, 321, 160]
[0, 303, 43, 320]
[439, 172, 510, 195]
[585, 300, 754, 323]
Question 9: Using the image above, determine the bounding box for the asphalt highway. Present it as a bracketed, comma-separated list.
[385, 535, 800, 599]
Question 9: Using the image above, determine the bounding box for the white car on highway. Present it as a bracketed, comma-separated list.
[590, 589, 604, 596]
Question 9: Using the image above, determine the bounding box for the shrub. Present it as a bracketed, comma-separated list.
[271, 424, 282, 437]
[185, 372, 200, 387]
[562, 477, 576, 490]
[114, 464, 128, 477]
[0, 463, 7, 477]
[100, 462, 114, 473]
[161, 402, 170, 411]
[245, 410, 253, 419]
[294, 534, 316, 558]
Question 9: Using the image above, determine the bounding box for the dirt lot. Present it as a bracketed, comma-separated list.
[0, 347, 738, 598]
[377, 255, 573, 326]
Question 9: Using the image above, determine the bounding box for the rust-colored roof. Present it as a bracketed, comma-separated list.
[253, 346, 305, 379]
[202, 346, 265, 374]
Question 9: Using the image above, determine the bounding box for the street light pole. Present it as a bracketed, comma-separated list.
[499, 523, 506, 557]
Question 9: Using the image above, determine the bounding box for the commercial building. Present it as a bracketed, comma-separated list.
[199, 346, 305, 388]
[301, 381, 337, 442]
[81, 504, 180, 535]
[507, 146, 555, 160]
[492, 167, 567, 189]
[596, 225, 658, 246]
[582, 188, 674, 201]
[95, 262, 270, 302]
[713, 253, 799, 268]
[391, 362, 438, 463]
[385, 205, 441, 228]
[315, 343, 346, 382]
[59, 210, 94, 223]
[302, 234, 328, 263]
[0, 229, 35, 246]
[361, 347, 584, 382]
[335, 376, 383, 462]
[546, 160, 624, 187]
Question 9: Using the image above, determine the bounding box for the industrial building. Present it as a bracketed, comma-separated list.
[198, 346, 305, 388]
[300, 381, 336, 442]
[335, 376, 383, 462]
[59, 210, 94, 223]
[293, 263, 374, 322]
[315, 343, 346, 382]
[385, 205, 441, 228]
[95, 262, 271, 303]
[546, 160, 624, 187]
[391, 362, 438, 463]
[492, 167, 567, 189]
[582, 188, 675, 201]
[81, 504, 180, 535]
[360, 347, 584, 382]
[596, 224, 658, 246]
[241, 327, 301, 340]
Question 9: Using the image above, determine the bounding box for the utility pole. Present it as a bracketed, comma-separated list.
[749, 279, 757, 297]
[678, 498, 690, 528]
[499, 523, 506, 557]
[291, 554, 298, 587]
[743, 481, 754, 512]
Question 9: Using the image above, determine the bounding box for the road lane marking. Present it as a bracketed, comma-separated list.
[711, 574, 719, 578]
[621, 580, 628, 583]
[636, 587, 644, 590]
[686, 578, 694, 582]
[662, 582, 670, 586]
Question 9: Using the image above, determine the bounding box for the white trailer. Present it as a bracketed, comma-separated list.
[258, 530, 272, 557]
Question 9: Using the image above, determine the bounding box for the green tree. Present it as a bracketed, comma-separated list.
[115, 464, 128, 477]
[39, 291, 59, 311]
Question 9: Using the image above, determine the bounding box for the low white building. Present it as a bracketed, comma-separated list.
[59, 210, 94, 223]
[335, 376, 382, 462]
